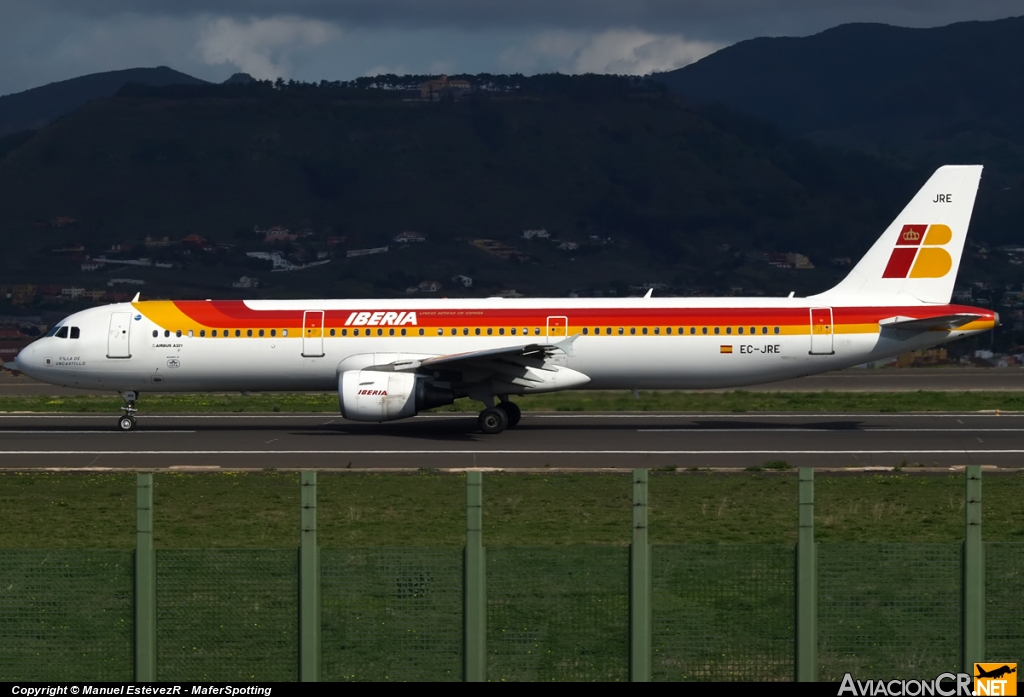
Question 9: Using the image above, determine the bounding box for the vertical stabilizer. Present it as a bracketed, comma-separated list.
[811, 165, 982, 305]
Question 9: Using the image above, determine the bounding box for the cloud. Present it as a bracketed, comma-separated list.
[500, 30, 723, 75]
[197, 16, 339, 79]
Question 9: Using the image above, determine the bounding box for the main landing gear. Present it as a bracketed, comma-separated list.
[118, 390, 139, 431]
[477, 398, 522, 434]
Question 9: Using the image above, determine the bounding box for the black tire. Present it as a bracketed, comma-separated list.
[478, 407, 509, 434]
[118, 416, 136, 432]
[497, 401, 522, 428]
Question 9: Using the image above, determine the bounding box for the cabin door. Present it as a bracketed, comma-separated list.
[809, 307, 834, 355]
[302, 310, 325, 357]
[106, 311, 132, 359]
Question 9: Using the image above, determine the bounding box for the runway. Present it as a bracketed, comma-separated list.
[2, 412, 1023, 469]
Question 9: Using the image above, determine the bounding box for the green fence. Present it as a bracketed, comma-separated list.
[0, 467, 1021, 682]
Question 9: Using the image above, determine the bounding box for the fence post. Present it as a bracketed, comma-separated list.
[630, 468, 652, 682]
[962, 465, 984, 672]
[795, 468, 817, 682]
[299, 471, 320, 682]
[135, 473, 156, 682]
[464, 471, 486, 682]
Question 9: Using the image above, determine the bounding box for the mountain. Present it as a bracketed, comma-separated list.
[657, 16, 1024, 148]
[0, 66, 208, 137]
[0, 80, 925, 302]
[655, 16, 1024, 248]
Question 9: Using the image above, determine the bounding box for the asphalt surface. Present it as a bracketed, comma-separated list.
[2, 412, 1023, 469]
[4, 367, 1024, 396]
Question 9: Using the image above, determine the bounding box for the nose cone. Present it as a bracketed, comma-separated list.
[9, 345, 32, 374]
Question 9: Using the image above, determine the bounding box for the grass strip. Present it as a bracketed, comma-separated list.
[1, 471, 1022, 549]
[3, 390, 1024, 413]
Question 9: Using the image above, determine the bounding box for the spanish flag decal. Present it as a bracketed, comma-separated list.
[720, 345, 733, 354]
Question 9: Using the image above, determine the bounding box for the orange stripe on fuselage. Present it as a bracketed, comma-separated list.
[132, 301, 995, 335]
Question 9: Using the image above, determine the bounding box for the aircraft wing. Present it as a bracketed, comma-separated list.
[879, 313, 983, 331]
[379, 336, 587, 391]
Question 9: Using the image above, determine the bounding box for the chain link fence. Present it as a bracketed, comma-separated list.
[652, 544, 794, 681]
[155, 549, 298, 682]
[487, 546, 629, 681]
[986, 542, 1024, 668]
[321, 547, 463, 681]
[0, 550, 133, 681]
[818, 543, 962, 680]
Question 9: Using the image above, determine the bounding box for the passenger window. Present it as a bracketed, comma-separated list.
[750, 327, 756, 335]
[272, 329, 277, 337]
[738, 327, 743, 335]
[640, 327, 646, 335]
[329, 328, 335, 336]
[259, 329, 265, 337]
[664, 327, 669, 335]
[618, 327, 624, 335]
[583, 328, 589, 335]
[714, 327, 720, 335]
[475, 328, 481, 336]
[188, 330, 194, 338]
[176, 330, 182, 338]
[654, 327, 660, 335]
[701, 327, 708, 335]
[164, 330, 170, 338]
[451, 329, 457, 336]
[436, 328, 443, 336]
[774, 327, 780, 335]
[511, 328, 517, 335]
[689, 327, 695, 335]
[389, 328, 395, 336]
[377, 329, 383, 336]
[282, 329, 288, 337]
[534, 328, 540, 335]
[726, 327, 732, 335]
[353, 329, 359, 336]
[762, 327, 768, 334]
[402, 328, 408, 336]
[631, 327, 637, 335]
[152, 330, 158, 338]
[499, 328, 504, 335]
[212, 330, 218, 337]
[200, 330, 206, 337]
[606, 327, 611, 335]
[486, 328, 492, 336]
[463, 328, 469, 336]
[235, 330, 241, 337]
[338, 329, 344, 337]
[70, 327, 80, 339]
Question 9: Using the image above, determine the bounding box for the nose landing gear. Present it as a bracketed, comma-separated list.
[118, 390, 139, 431]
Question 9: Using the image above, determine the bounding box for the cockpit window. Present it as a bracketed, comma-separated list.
[55, 326, 69, 339]
[70, 327, 80, 339]
[45, 325, 62, 337]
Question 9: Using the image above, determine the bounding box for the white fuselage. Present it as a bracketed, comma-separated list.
[13, 297, 996, 394]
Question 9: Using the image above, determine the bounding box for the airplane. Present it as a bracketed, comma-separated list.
[7, 165, 997, 434]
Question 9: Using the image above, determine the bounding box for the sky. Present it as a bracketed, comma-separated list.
[1, 0, 1022, 96]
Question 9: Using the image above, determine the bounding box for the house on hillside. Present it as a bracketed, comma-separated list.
[451, 275, 473, 288]
[420, 75, 471, 100]
[523, 229, 549, 239]
[393, 231, 426, 243]
[418, 280, 443, 293]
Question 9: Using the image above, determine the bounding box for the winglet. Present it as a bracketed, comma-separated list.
[552, 334, 581, 357]
[644, 288, 653, 299]
[131, 292, 141, 303]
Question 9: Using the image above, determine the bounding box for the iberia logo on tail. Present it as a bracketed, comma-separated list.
[882, 224, 953, 279]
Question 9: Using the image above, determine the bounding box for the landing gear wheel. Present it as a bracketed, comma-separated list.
[497, 401, 521, 428]
[118, 415, 137, 432]
[478, 406, 509, 434]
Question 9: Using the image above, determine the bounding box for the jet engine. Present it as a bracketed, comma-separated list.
[338, 369, 454, 422]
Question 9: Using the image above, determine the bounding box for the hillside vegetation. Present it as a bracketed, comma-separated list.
[0, 79, 925, 301]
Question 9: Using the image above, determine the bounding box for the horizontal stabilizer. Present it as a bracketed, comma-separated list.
[879, 313, 982, 331]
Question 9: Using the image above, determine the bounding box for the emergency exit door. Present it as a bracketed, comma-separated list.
[809, 307, 834, 355]
[106, 311, 132, 358]
[302, 310, 325, 357]
[546, 316, 568, 338]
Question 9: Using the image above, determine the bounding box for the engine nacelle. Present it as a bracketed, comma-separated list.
[338, 369, 454, 422]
